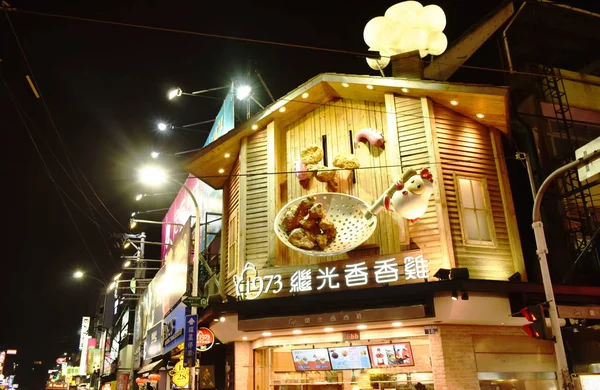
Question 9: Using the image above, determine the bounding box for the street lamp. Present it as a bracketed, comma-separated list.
[156, 119, 215, 133]
[167, 85, 230, 101]
[531, 149, 600, 390]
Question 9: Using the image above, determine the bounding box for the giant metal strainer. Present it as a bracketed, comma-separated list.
[274, 192, 377, 257]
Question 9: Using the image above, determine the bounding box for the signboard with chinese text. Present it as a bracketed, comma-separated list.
[163, 303, 186, 353]
[116, 372, 129, 390]
[79, 317, 90, 350]
[161, 218, 191, 315]
[144, 322, 163, 360]
[238, 305, 425, 332]
[328, 346, 371, 370]
[196, 327, 215, 352]
[183, 314, 198, 368]
[232, 250, 428, 301]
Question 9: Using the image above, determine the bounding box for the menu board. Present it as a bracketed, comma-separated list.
[328, 346, 371, 370]
[291, 349, 332, 371]
[368, 343, 414, 367]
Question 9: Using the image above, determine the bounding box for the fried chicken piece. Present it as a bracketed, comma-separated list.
[295, 196, 316, 219]
[333, 154, 360, 169]
[315, 166, 336, 183]
[318, 218, 334, 231]
[308, 203, 325, 219]
[282, 205, 300, 233]
[288, 228, 316, 249]
[300, 145, 324, 165]
[315, 234, 329, 250]
[299, 214, 318, 230]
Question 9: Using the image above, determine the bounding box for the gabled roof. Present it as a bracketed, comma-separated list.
[185, 73, 509, 189]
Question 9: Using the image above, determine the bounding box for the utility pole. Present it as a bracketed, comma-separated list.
[532, 149, 600, 389]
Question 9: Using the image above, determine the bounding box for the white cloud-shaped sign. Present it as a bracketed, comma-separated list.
[364, 1, 448, 70]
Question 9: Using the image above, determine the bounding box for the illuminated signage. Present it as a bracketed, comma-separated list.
[196, 328, 215, 352]
[79, 317, 90, 350]
[5, 350, 17, 356]
[233, 255, 429, 300]
[169, 358, 189, 387]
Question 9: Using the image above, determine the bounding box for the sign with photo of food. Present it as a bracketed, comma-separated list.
[328, 346, 371, 370]
[368, 343, 414, 367]
[291, 348, 332, 371]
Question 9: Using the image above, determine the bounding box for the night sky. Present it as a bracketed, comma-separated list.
[0, 0, 594, 380]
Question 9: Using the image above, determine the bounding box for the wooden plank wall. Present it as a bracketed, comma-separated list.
[282, 99, 406, 266]
[433, 104, 515, 280]
[395, 96, 444, 275]
[225, 158, 241, 297]
[246, 129, 269, 269]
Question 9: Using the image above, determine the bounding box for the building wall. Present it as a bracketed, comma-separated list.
[433, 104, 520, 280]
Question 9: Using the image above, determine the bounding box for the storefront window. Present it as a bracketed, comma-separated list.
[258, 341, 434, 390]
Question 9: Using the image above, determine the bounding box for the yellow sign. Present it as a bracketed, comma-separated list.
[169, 359, 189, 387]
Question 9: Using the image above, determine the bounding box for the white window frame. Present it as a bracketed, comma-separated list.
[454, 175, 496, 247]
[227, 207, 240, 277]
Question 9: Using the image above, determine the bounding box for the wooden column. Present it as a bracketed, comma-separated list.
[421, 97, 456, 269]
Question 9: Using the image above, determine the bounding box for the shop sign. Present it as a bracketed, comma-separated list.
[56, 357, 66, 365]
[116, 372, 129, 390]
[169, 358, 189, 387]
[6, 350, 16, 356]
[239, 305, 426, 332]
[183, 315, 198, 368]
[144, 322, 163, 360]
[233, 252, 429, 300]
[79, 317, 90, 350]
[342, 331, 361, 341]
[196, 328, 215, 352]
[162, 304, 186, 353]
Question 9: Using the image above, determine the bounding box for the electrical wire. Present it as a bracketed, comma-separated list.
[1, 72, 108, 283]
[4, 8, 128, 263]
[5, 76, 125, 234]
[8, 8, 600, 86]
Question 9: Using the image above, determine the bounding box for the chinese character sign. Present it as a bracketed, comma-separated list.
[232, 253, 428, 300]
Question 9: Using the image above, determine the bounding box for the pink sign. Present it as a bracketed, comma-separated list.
[161, 176, 222, 260]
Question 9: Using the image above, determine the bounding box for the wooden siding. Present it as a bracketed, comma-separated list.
[433, 104, 515, 280]
[246, 129, 269, 269]
[281, 98, 408, 266]
[225, 158, 241, 297]
[396, 96, 445, 277]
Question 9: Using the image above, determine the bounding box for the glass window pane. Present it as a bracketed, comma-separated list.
[459, 178, 474, 208]
[477, 210, 491, 241]
[464, 209, 479, 240]
[472, 180, 486, 209]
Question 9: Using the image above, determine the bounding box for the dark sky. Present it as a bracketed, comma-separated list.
[1, 0, 594, 374]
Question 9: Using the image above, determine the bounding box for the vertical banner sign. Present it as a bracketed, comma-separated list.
[203, 85, 235, 147]
[183, 314, 198, 368]
[79, 317, 91, 350]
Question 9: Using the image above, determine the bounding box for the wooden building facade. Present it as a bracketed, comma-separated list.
[185, 74, 557, 390]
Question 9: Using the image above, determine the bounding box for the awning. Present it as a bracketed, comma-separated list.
[137, 359, 165, 374]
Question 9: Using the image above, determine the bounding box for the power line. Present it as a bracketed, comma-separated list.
[11, 9, 368, 57]
[8, 8, 600, 85]
[1, 72, 108, 283]
[4, 8, 128, 267]
[5, 75, 125, 234]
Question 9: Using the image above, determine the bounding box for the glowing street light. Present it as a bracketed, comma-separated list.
[150, 151, 160, 159]
[138, 166, 168, 187]
[168, 87, 183, 100]
[157, 122, 171, 131]
[73, 270, 84, 279]
[236, 85, 252, 101]
[135, 194, 144, 201]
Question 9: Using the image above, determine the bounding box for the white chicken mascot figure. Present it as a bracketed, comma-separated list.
[384, 168, 434, 223]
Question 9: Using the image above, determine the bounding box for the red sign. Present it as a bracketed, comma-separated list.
[196, 327, 215, 351]
[56, 357, 67, 365]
